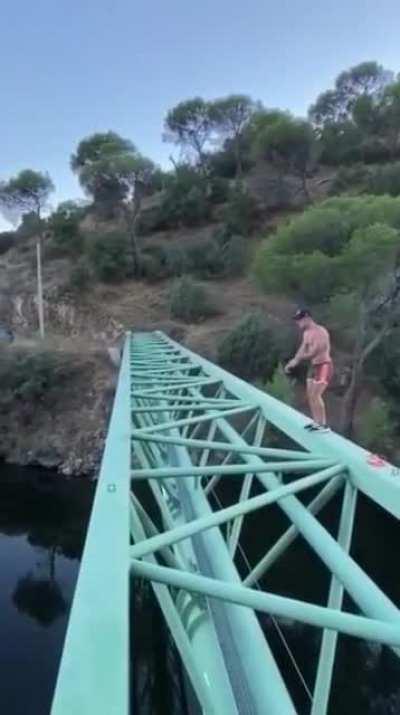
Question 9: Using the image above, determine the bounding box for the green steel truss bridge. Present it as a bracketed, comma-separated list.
[51, 331, 400, 715]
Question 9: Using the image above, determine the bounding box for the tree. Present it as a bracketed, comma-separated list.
[71, 131, 136, 215]
[164, 98, 213, 170]
[0, 170, 54, 338]
[72, 133, 157, 272]
[309, 61, 392, 129]
[210, 95, 255, 176]
[217, 312, 278, 381]
[252, 112, 316, 199]
[255, 197, 400, 435]
[379, 80, 400, 158]
[48, 201, 84, 253]
[71, 131, 134, 173]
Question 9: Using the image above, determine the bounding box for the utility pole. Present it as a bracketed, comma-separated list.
[36, 238, 45, 339]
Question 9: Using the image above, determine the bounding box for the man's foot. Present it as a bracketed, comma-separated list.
[304, 422, 330, 432]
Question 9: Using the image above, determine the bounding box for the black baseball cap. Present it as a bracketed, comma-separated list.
[293, 308, 311, 321]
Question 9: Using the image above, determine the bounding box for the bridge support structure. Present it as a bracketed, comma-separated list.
[51, 331, 400, 715]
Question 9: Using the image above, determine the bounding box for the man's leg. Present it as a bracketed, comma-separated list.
[306, 379, 318, 422]
[312, 381, 328, 426]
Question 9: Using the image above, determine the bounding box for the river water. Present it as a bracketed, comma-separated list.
[0, 465, 399, 714]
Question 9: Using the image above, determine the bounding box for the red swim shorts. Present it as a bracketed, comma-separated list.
[308, 362, 334, 385]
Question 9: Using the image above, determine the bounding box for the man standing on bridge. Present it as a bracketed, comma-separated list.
[285, 308, 333, 431]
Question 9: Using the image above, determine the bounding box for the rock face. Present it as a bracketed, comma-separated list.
[0, 347, 116, 476]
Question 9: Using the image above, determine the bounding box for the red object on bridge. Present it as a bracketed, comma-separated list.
[367, 453, 387, 468]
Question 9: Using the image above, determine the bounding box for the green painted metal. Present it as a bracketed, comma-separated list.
[130, 464, 344, 559]
[131, 560, 400, 647]
[311, 481, 358, 715]
[131, 458, 337, 480]
[51, 330, 400, 715]
[243, 475, 345, 586]
[51, 334, 132, 715]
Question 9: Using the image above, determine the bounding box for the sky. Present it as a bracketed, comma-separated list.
[1, 0, 400, 228]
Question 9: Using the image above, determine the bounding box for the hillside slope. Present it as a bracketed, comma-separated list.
[0, 163, 334, 474]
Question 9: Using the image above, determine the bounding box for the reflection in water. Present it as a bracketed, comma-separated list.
[1, 464, 399, 715]
[0, 464, 94, 715]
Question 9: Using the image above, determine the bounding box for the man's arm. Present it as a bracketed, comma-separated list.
[285, 333, 313, 372]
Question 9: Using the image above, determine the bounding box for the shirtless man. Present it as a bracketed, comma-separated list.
[285, 308, 333, 430]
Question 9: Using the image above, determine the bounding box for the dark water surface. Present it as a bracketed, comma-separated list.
[1, 464, 399, 714]
[0, 465, 94, 715]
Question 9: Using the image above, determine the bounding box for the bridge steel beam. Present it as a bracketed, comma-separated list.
[51, 334, 132, 715]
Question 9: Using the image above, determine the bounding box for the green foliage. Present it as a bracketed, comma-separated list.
[264, 365, 296, 406]
[221, 235, 248, 277]
[71, 132, 135, 172]
[317, 122, 364, 165]
[71, 132, 157, 221]
[358, 397, 395, 454]
[208, 148, 240, 179]
[379, 80, 400, 157]
[164, 98, 213, 165]
[223, 184, 258, 236]
[140, 242, 189, 281]
[157, 167, 210, 228]
[366, 162, 400, 196]
[209, 176, 230, 204]
[0, 351, 76, 403]
[217, 312, 278, 381]
[330, 164, 371, 195]
[271, 206, 350, 256]
[69, 259, 91, 292]
[332, 162, 400, 198]
[87, 231, 131, 282]
[17, 211, 45, 238]
[255, 196, 400, 304]
[309, 61, 391, 128]
[0, 231, 15, 254]
[309, 62, 394, 165]
[0, 170, 54, 224]
[210, 95, 255, 174]
[169, 276, 218, 322]
[185, 239, 224, 277]
[319, 292, 359, 351]
[49, 202, 84, 253]
[252, 112, 316, 184]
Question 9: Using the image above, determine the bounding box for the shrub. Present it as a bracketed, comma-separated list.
[224, 184, 258, 236]
[358, 397, 395, 455]
[330, 164, 371, 196]
[264, 366, 296, 406]
[87, 231, 132, 282]
[162, 242, 190, 276]
[207, 148, 238, 178]
[169, 276, 218, 322]
[217, 311, 278, 381]
[185, 239, 224, 277]
[17, 212, 44, 239]
[139, 252, 165, 281]
[273, 206, 350, 257]
[255, 247, 339, 304]
[0, 351, 76, 403]
[221, 235, 248, 277]
[49, 203, 84, 253]
[366, 162, 400, 197]
[69, 259, 91, 292]
[209, 177, 230, 204]
[157, 168, 211, 228]
[0, 231, 16, 255]
[140, 242, 189, 281]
